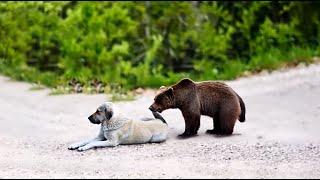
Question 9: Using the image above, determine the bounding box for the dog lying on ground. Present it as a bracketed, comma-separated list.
[68, 102, 168, 151]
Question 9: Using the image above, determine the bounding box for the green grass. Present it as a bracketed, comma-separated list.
[226, 46, 319, 80]
[189, 46, 319, 82]
[29, 83, 46, 91]
[110, 92, 136, 102]
[48, 86, 71, 95]
[48, 84, 136, 101]
[1, 46, 319, 98]
[0, 60, 59, 88]
[247, 46, 317, 73]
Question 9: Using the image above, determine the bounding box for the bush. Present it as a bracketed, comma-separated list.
[0, 2, 320, 90]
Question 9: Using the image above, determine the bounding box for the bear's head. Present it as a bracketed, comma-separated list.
[149, 87, 175, 113]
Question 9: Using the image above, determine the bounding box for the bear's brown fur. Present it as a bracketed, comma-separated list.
[149, 78, 246, 138]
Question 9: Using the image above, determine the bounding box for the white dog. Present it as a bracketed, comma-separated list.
[68, 102, 168, 151]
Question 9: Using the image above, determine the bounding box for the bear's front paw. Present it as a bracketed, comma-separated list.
[206, 129, 220, 134]
[178, 132, 197, 139]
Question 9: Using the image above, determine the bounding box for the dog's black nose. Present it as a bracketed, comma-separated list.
[88, 115, 100, 124]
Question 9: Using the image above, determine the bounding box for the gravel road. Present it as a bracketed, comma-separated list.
[0, 63, 320, 178]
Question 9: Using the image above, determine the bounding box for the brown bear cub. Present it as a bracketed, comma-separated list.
[149, 78, 246, 138]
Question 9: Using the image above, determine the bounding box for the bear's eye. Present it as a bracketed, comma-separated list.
[155, 97, 160, 103]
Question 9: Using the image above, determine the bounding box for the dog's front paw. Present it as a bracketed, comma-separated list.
[68, 143, 82, 150]
[68, 145, 77, 150]
[77, 146, 89, 152]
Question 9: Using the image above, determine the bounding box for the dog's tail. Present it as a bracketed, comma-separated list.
[236, 93, 246, 123]
[152, 111, 167, 124]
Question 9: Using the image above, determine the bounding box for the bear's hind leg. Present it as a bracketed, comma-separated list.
[218, 105, 238, 135]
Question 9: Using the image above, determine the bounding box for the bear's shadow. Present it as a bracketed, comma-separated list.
[173, 132, 242, 140]
[209, 132, 242, 138]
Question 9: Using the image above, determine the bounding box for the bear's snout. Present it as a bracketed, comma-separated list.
[149, 105, 156, 112]
[149, 104, 162, 112]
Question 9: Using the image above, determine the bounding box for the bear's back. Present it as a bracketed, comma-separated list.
[193, 81, 239, 116]
[196, 81, 234, 94]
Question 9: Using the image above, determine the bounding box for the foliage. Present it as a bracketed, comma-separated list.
[0, 2, 320, 91]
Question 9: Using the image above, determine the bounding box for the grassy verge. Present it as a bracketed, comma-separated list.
[0, 59, 136, 101]
[0, 46, 319, 100]
[211, 46, 319, 81]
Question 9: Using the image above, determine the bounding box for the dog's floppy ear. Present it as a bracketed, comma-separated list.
[105, 108, 113, 120]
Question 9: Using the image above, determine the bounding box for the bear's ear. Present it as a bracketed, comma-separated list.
[159, 86, 166, 90]
[157, 86, 167, 94]
[166, 87, 174, 98]
[178, 78, 194, 86]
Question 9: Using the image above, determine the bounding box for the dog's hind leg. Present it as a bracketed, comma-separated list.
[150, 133, 167, 143]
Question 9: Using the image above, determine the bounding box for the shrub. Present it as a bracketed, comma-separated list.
[0, 2, 320, 91]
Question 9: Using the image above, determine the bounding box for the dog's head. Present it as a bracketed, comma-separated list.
[88, 102, 114, 124]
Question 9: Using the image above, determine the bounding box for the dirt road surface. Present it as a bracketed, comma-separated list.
[1, 64, 320, 178]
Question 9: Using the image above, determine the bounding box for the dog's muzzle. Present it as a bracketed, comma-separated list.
[88, 115, 100, 124]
